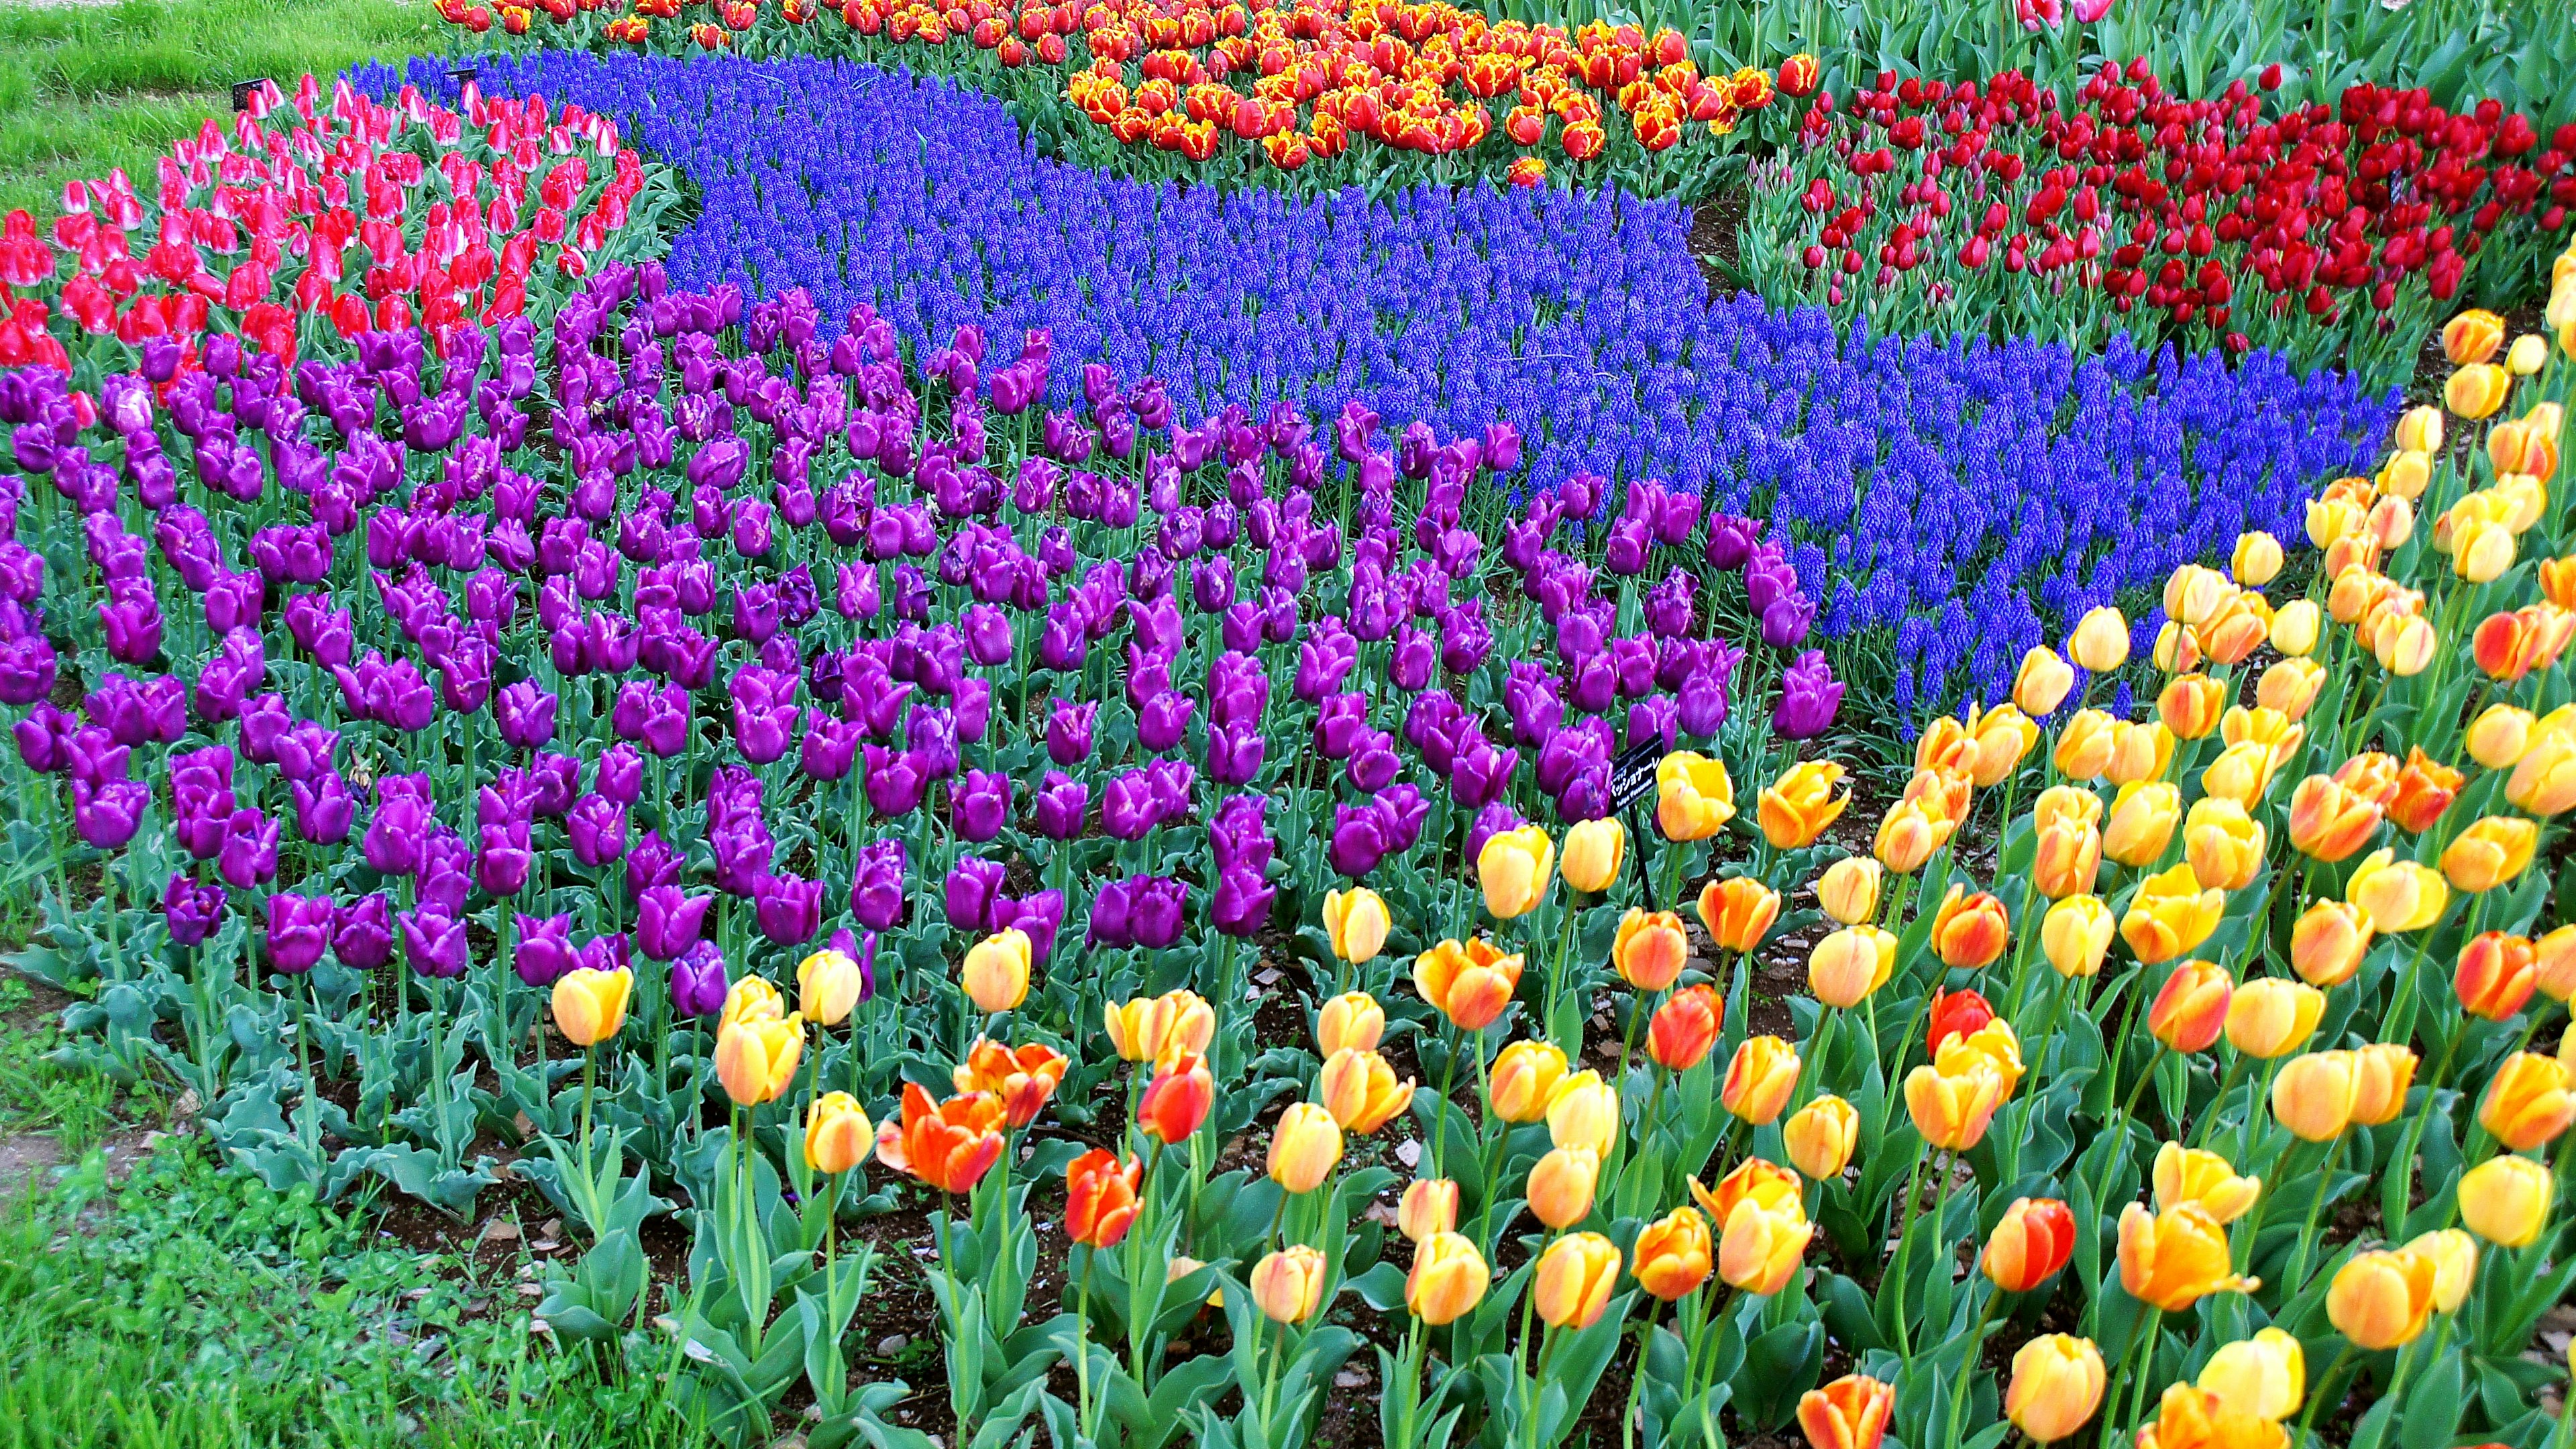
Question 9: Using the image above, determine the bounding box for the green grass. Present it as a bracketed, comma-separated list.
[0, 0, 451, 218]
[0, 1142, 702, 1449]
[0, 977, 120, 1155]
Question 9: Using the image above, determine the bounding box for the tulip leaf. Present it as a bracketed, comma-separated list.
[2396, 1344, 2465, 1449]
[1732, 1320, 1822, 1432]
[1348, 1260, 1409, 1313]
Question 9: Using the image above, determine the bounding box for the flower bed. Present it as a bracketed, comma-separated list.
[370, 52, 2392, 716]
[1739, 63, 2576, 391]
[0, 75, 679, 380]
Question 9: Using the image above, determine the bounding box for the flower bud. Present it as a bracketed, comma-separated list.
[1249, 1245, 1328, 1323]
[1799, 1375, 1894, 1449]
[2015, 647, 2075, 715]
[1982, 1197, 2076, 1293]
[1477, 824, 1556, 919]
[2041, 894, 2115, 978]
[962, 928, 1033, 1012]
[2349, 1042, 2418, 1126]
[2402, 1228, 2478, 1313]
[2290, 900, 2373, 987]
[2183, 797, 2265, 892]
[2006, 1335, 2106, 1444]
[1815, 855, 1881, 925]
[1782, 1094, 1859, 1180]
[1544, 1070, 1620, 1155]
[1397, 1177, 1458, 1242]
[2459, 1153, 2553, 1248]
[2455, 930, 2538, 1020]
[2196, 1328, 2304, 1422]
[1527, 1144, 1601, 1229]
[1648, 983, 1723, 1071]
[1316, 990, 1385, 1056]
[2068, 606, 2130, 673]
[1532, 1232, 1621, 1330]
[1631, 1205, 1714, 1300]
[1613, 907, 1690, 991]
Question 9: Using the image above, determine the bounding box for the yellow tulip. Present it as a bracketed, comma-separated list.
[796, 948, 866, 1028]
[2153, 1142, 2261, 1223]
[1477, 825, 1555, 919]
[552, 966, 633, 1047]
[2068, 606, 2131, 673]
[1526, 1144, 1601, 1229]
[2197, 1328, 2304, 1422]
[1758, 760, 1850, 848]
[2459, 1153, 2553, 1248]
[1322, 887, 1391, 963]
[1266, 1101, 1344, 1193]
[1532, 1232, 1621, 1330]
[1815, 856, 1882, 925]
[2102, 780, 2180, 867]
[1488, 1040, 1569, 1122]
[2014, 647, 2076, 716]
[2222, 978, 2324, 1060]
[1720, 1036, 1801, 1126]
[2328, 1249, 2438, 1348]
[2006, 1335, 2107, 1444]
[1544, 1070, 1620, 1155]
[2041, 894, 2114, 978]
[962, 928, 1033, 1013]
[1808, 925, 1897, 1008]
[1560, 818, 1627, 894]
[1404, 1231, 1490, 1324]
[1655, 751, 1735, 841]
[2268, 1050, 2357, 1142]
[2121, 863, 2224, 965]
[804, 1091, 875, 1174]
[1314, 991, 1384, 1056]
[2183, 797, 2265, 892]
[2117, 1201, 2254, 1311]
[715, 1013, 806, 1106]
[1782, 1095, 1859, 1180]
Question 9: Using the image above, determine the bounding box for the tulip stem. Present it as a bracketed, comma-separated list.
[2190, 1053, 2246, 1150]
[2294, 1343, 2359, 1448]
[2381, 1027, 2466, 1235]
[1073, 1251, 1097, 1440]
[2117, 1316, 2163, 1444]
[1945, 1285, 2000, 1449]
[2236, 1055, 2282, 1171]
[1888, 1139, 1931, 1356]
[2091, 1061, 2160, 1222]
[1619, 1297, 1664, 1449]
[1433, 1025, 1460, 1179]
[2284, 1132, 2346, 1299]
[1546, 893, 1581, 1051]
[578, 1044, 596, 1210]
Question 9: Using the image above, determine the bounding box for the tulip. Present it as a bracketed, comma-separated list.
[1477, 824, 1554, 918]
[2002, 652, 2074, 724]
[1717, 1187, 1813, 1295]
[805, 1091, 875, 1176]
[2269, 1050, 2357, 1142]
[1404, 1231, 1489, 1324]
[2053, 710, 2118, 780]
[2006, 1335, 2106, 1443]
[2197, 1328, 2304, 1422]
[1648, 983, 1723, 1071]
[1873, 795, 1949, 873]
[1138, 1050, 1215, 1144]
[2328, 1249, 2438, 1349]
[553, 966, 633, 1046]
[2286, 775, 2382, 862]
[1267, 1101, 1342, 1193]
[1928, 885, 2009, 968]
[2254, 658, 2325, 722]
[1906, 1055, 2008, 1150]
[797, 946, 868, 1027]
[2290, 900, 2373, 987]
[2443, 308, 2506, 364]
[1758, 760, 1848, 847]
[2157, 674, 2226, 741]
[1612, 908, 1691, 991]
[2117, 1201, 2253, 1310]
[1527, 1144, 1600, 1229]
[875, 1081, 1006, 1194]
[952, 1040, 1069, 1128]
[2445, 362, 2511, 419]
[2477, 1053, 2574, 1151]
[2223, 979, 2323, 1059]
[2441, 816, 2538, 893]
[2153, 1142, 2261, 1222]
[1318, 1048, 1414, 1134]
[2467, 705, 2535, 767]
[1809, 925, 1897, 1007]
[1631, 1205, 1713, 1300]
[2267, 598, 2322, 658]
[1413, 938, 1522, 1031]
[2455, 931, 2538, 1020]
[1489, 1040, 1568, 1122]
[2123, 865, 2225, 966]
[2102, 780, 2181, 867]
[2386, 749, 2463, 834]
[1697, 876, 1780, 955]
[1560, 817, 1626, 894]
[1721, 1036, 1801, 1125]
[2396, 1229, 2476, 1316]
[2068, 606, 2129, 673]
[2350, 1042, 2419, 1126]
[1249, 1246, 1327, 1323]
[1781, 1094, 1859, 1180]
[1532, 1232, 1621, 1330]
[1655, 751, 1734, 841]
[1983, 1197, 2077, 1293]
[715, 1013, 805, 1106]
[1397, 1178, 1458, 1242]
[1545, 1070, 1620, 1155]
[1322, 886, 1389, 963]
[1797, 1375, 1894, 1449]
[2539, 926, 2576, 1002]
[2031, 788, 2104, 900]
[1062, 1149, 1149, 1245]
[2459, 1153, 2553, 1247]
[2183, 798, 2265, 892]
[2507, 728, 2576, 815]
[1815, 856, 1880, 924]
[2041, 894, 2114, 977]
[2132, 1384, 2278, 1449]
[961, 928, 1032, 1013]
[1315, 991, 1385, 1056]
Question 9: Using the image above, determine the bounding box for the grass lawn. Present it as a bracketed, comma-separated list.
[0, 0, 449, 219]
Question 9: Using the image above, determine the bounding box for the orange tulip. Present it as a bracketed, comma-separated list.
[875, 1081, 1006, 1194]
[2007, 1336, 2107, 1444]
[2477, 1053, 2575, 1151]
[1138, 1049, 1215, 1143]
[1808, 924, 1897, 1008]
[2445, 362, 2512, 419]
[1690, 1155, 1804, 1224]
[1532, 1232, 1621, 1330]
[2053, 708, 2118, 780]
[1477, 824, 1556, 919]
[2148, 959, 2233, 1054]
[1267, 1101, 1344, 1193]
[2287, 775, 2381, 861]
[2455, 931, 2538, 1020]
[2349, 1042, 2419, 1126]
[952, 1038, 1069, 1128]
[1717, 1191, 1813, 1294]
[1873, 794, 1950, 873]
[1065, 1148, 1143, 1247]
[1413, 937, 1523, 1030]
[1758, 760, 1849, 848]
[1647, 983, 1723, 1071]
[1697, 876, 1781, 954]
[2386, 749, 2463, 834]
[1631, 1205, 1714, 1299]
[2328, 1249, 2438, 1349]
[1488, 1040, 1568, 1122]
[1248, 1245, 1328, 1324]
[2031, 786, 2104, 900]
[1983, 1196, 2078, 1293]
[1929, 885, 2009, 969]
[1915, 714, 1983, 778]
[1397, 1177, 1458, 1242]
[2443, 308, 2506, 364]
[2153, 1142, 2263, 1222]
[1404, 1231, 1490, 1324]
[2158, 674, 2226, 740]
[1721, 1035, 1801, 1124]
[1317, 1046, 1415, 1133]
[1611, 907, 1692, 993]
[1906, 1054, 2008, 1150]
[1526, 1144, 1601, 1229]
[1798, 1375, 1894, 1449]
[2122, 863, 2224, 965]
[2441, 815, 2538, 893]
[2132, 1383, 2288, 1449]
[1106, 988, 1218, 1065]
[1782, 1095, 1859, 1180]
[2118, 1201, 2255, 1311]
[1967, 703, 2039, 786]
[2289, 900, 2373, 987]
[2104, 720, 2176, 785]
[1314, 990, 1385, 1056]
[2269, 1050, 2357, 1142]
[2537, 925, 2576, 1002]
[2102, 780, 2181, 867]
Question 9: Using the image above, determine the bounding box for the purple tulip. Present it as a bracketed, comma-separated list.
[1313, 692, 1367, 760]
[476, 822, 534, 897]
[291, 772, 356, 845]
[862, 745, 927, 816]
[800, 709, 861, 781]
[217, 809, 280, 888]
[851, 839, 907, 930]
[400, 906, 470, 979]
[12, 702, 72, 773]
[626, 830, 684, 898]
[333, 893, 392, 969]
[1772, 650, 1845, 740]
[572, 932, 630, 979]
[1032, 771, 1089, 840]
[568, 794, 629, 867]
[949, 769, 1010, 844]
[1102, 770, 1159, 841]
[635, 885, 714, 961]
[71, 777, 146, 850]
[1136, 690, 1194, 753]
[419, 830, 474, 916]
[596, 744, 644, 805]
[164, 873, 227, 947]
[512, 912, 575, 987]
[672, 943, 731, 1017]
[1704, 513, 1761, 570]
[751, 871, 823, 946]
[496, 680, 559, 751]
[990, 888, 1064, 965]
[947, 855, 1008, 932]
[1328, 804, 1388, 877]
[264, 892, 335, 975]
[1045, 700, 1097, 766]
[1210, 863, 1274, 938]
